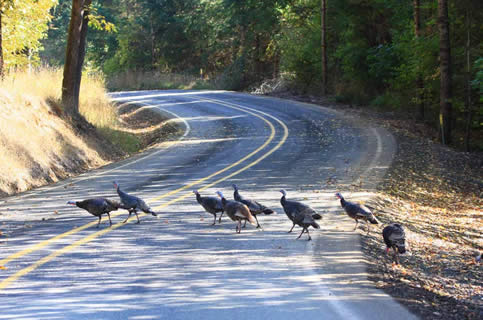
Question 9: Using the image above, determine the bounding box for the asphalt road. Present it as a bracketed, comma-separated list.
[0, 90, 417, 320]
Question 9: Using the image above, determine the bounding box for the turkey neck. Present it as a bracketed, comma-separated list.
[234, 189, 241, 201]
[76, 200, 88, 210]
[280, 195, 286, 206]
[339, 197, 347, 207]
[220, 197, 227, 207]
[195, 193, 202, 204]
[116, 186, 128, 198]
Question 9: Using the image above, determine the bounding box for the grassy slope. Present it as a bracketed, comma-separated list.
[0, 69, 178, 197]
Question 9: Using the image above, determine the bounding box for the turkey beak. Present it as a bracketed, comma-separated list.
[67, 201, 76, 205]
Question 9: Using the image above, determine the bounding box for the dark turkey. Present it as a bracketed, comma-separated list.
[193, 190, 224, 225]
[232, 184, 274, 229]
[113, 181, 157, 224]
[280, 189, 321, 240]
[67, 198, 121, 227]
[382, 223, 406, 264]
[216, 191, 255, 233]
[335, 192, 378, 233]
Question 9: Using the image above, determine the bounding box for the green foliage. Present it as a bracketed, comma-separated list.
[277, 0, 321, 89]
[472, 57, 483, 103]
[97, 127, 141, 154]
[2, 0, 57, 69]
[88, 6, 116, 32]
[35, 0, 482, 148]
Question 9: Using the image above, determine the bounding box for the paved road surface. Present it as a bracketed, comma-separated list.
[0, 91, 416, 319]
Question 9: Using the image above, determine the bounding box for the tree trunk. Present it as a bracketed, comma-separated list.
[320, 0, 327, 95]
[62, 0, 91, 116]
[437, 0, 452, 145]
[413, 0, 424, 120]
[464, 8, 472, 152]
[73, 0, 91, 104]
[0, 11, 4, 79]
[150, 17, 155, 68]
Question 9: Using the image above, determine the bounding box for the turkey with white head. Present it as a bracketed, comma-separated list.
[232, 184, 274, 229]
[216, 191, 255, 233]
[335, 192, 378, 233]
[280, 189, 321, 240]
[113, 181, 157, 224]
[193, 190, 224, 225]
[382, 223, 406, 264]
[67, 198, 121, 227]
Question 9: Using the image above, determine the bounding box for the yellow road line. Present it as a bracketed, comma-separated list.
[0, 99, 275, 268]
[0, 102, 288, 291]
[147, 103, 276, 202]
[0, 99, 287, 290]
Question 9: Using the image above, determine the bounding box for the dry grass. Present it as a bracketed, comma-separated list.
[0, 68, 124, 196]
[0, 68, 183, 197]
[2, 68, 118, 128]
[0, 77, 105, 195]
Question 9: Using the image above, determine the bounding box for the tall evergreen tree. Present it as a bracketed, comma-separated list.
[320, 0, 327, 95]
[437, 0, 452, 144]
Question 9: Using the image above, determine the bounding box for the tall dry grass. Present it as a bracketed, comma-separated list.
[0, 68, 138, 196]
[1, 68, 118, 128]
[0, 68, 110, 195]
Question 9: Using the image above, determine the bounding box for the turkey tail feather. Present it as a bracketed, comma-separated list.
[263, 208, 274, 215]
[312, 213, 322, 220]
[368, 215, 379, 224]
[144, 209, 157, 216]
[312, 221, 320, 229]
[247, 212, 256, 225]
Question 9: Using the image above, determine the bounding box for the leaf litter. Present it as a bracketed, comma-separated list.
[268, 92, 482, 320]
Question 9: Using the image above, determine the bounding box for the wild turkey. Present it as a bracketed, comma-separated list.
[193, 190, 224, 225]
[335, 193, 378, 233]
[232, 184, 274, 228]
[382, 223, 406, 264]
[216, 191, 255, 233]
[280, 189, 321, 240]
[67, 198, 120, 227]
[474, 251, 481, 264]
[113, 181, 157, 224]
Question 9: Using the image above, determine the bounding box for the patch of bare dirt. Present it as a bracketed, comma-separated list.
[266, 91, 483, 320]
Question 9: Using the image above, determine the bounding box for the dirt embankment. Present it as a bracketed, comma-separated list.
[0, 95, 181, 198]
[267, 91, 482, 320]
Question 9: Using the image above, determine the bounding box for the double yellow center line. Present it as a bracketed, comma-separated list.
[0, 96, 288, 290]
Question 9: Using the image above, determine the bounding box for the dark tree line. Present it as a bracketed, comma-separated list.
[44, 0, 482, 149]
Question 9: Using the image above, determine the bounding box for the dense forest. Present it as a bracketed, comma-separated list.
[1, 0, 482, 149]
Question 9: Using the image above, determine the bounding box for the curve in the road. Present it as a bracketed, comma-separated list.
[0, 96, 289, 290]
[0, 100, 192, 267]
